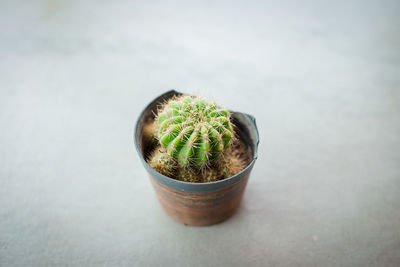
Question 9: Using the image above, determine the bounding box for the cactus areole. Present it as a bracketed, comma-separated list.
[156, 95, 233, 168]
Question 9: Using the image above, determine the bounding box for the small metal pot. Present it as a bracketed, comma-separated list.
[134, 90, 259, 226]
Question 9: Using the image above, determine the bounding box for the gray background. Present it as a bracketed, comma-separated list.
[1, 0, 399, 266]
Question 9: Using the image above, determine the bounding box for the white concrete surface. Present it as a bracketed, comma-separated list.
[1, 0, 399, 266]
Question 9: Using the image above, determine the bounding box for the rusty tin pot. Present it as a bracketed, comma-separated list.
[134, 90, 259, 226]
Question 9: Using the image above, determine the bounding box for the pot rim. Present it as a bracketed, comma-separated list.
[134, 89, 259, 193]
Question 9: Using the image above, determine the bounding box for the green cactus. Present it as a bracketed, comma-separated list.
[155, 95, 233, 168]
[145, 94, 247, 183]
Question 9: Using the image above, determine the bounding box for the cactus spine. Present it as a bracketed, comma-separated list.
[156, 95, 233, 168]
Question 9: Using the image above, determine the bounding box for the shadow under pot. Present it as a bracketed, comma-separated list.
[134, 90, 259, 226]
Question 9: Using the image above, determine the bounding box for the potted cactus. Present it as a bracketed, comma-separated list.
[134, 90, 259, 226]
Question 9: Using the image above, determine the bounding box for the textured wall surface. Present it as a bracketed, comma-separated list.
[1, 0, 399, 266]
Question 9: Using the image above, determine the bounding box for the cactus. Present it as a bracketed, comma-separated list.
[146, 94, 247, 183]
[176, 168, 220, 183]
[155, 95, 233, 168]
[175, 149, 245, 182]
[217, 154, 245, 179]
[148, 147, 177, 177]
